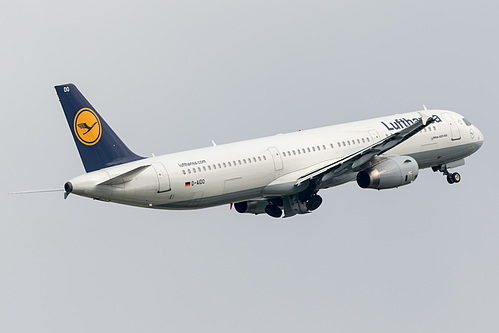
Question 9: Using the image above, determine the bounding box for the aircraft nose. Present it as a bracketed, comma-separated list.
[475, 126, 484, 141]
[472, 125, 484, 149]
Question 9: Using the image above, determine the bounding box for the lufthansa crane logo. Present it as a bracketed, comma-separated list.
[74, 108, 102, 145]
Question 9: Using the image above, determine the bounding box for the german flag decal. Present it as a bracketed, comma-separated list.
[185, 181, 191, 187]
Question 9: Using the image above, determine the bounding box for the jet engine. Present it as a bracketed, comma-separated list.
[356, 156, 419, 189]
[234, 200, 269, 215]
[234, 194, 323, 218]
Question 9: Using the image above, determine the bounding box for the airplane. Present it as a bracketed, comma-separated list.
[57, 83, 484, 218]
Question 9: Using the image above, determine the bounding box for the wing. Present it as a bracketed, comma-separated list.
[295, 111, 435, 187]
[77, 123, 90, 129]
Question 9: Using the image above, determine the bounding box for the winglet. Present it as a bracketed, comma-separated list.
[418, 110, 433, 126]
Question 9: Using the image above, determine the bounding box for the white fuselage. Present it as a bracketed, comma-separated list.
[68, 110, 484, 209]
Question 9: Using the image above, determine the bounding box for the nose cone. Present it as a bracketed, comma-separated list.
[474, 125, 484, 147]
[469, 125, 484, 155]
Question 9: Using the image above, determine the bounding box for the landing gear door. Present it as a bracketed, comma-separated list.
[268, 147, 283, 171]
[152, 163, 171, 193]
[442, 113, 461, 141]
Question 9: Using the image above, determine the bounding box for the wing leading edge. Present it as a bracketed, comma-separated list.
[295, 111, 435, 187]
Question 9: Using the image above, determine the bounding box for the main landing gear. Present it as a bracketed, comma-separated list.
[432, 164, 461, 184]
[265, 204, 283, 218]
[264, 194, 324, 218]
[306, 194, 323, 211]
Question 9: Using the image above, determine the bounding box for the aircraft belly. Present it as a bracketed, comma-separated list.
[408, 141, 482, 169]
[156, 187, 265, 210]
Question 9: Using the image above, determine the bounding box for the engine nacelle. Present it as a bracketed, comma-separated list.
[234, 200, 269, 215]
[357, 156, 419, 189]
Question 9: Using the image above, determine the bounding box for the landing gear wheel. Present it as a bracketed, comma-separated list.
[452, 172, 461, 183]
[265, 205, 282, 218]
[446, 174, 455, 184]
[306, 195, 323, 211]
[438, 163, 462, 185]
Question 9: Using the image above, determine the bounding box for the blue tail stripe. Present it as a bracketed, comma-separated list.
[55, 83, 144, 172]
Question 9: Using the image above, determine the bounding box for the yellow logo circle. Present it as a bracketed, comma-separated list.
[74, 108, 102, 145]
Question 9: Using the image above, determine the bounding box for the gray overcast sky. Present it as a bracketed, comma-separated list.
[1, 1, 498, 332]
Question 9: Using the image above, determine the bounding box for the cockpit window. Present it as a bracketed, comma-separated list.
[463, 118, 472, 126]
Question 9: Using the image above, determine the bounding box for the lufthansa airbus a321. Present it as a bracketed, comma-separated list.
[57, 84, 484, 218]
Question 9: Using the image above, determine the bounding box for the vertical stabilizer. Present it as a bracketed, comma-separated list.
[55, 83, 143, 172]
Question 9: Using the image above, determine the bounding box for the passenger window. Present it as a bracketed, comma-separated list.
[342, 141, 346, 146]
[188, 169, 191, 174]
[208, 165, 212, 170]
[182, 170, 186, 175]
[253, 157, 257, 162]
[307, 147, 311, 153]
[218, 163, 222, 168]
[243, 159, 247, 164]
[193, 168, 196, 173]
[263, 156, 266, 160]
[283, 152, 286, 157]
[362, 138, 365, 143]
[258, 156, 262, 161]
[223, 162, 227, 168]
[203, 166, 206, 171]
[292, 150, 296, 155]
[228, 162, 232, 167]
[330, 143, 334, 148]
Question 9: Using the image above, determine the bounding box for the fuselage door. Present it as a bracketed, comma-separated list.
[268, 147, 283, 171]
[442, 113, 461, 141]
[152, 162, 171, 193]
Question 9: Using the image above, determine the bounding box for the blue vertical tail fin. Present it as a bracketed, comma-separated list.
[55, 83, 144, 172]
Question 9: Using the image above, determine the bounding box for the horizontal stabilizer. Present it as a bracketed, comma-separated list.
[98, 165, 151, 185]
